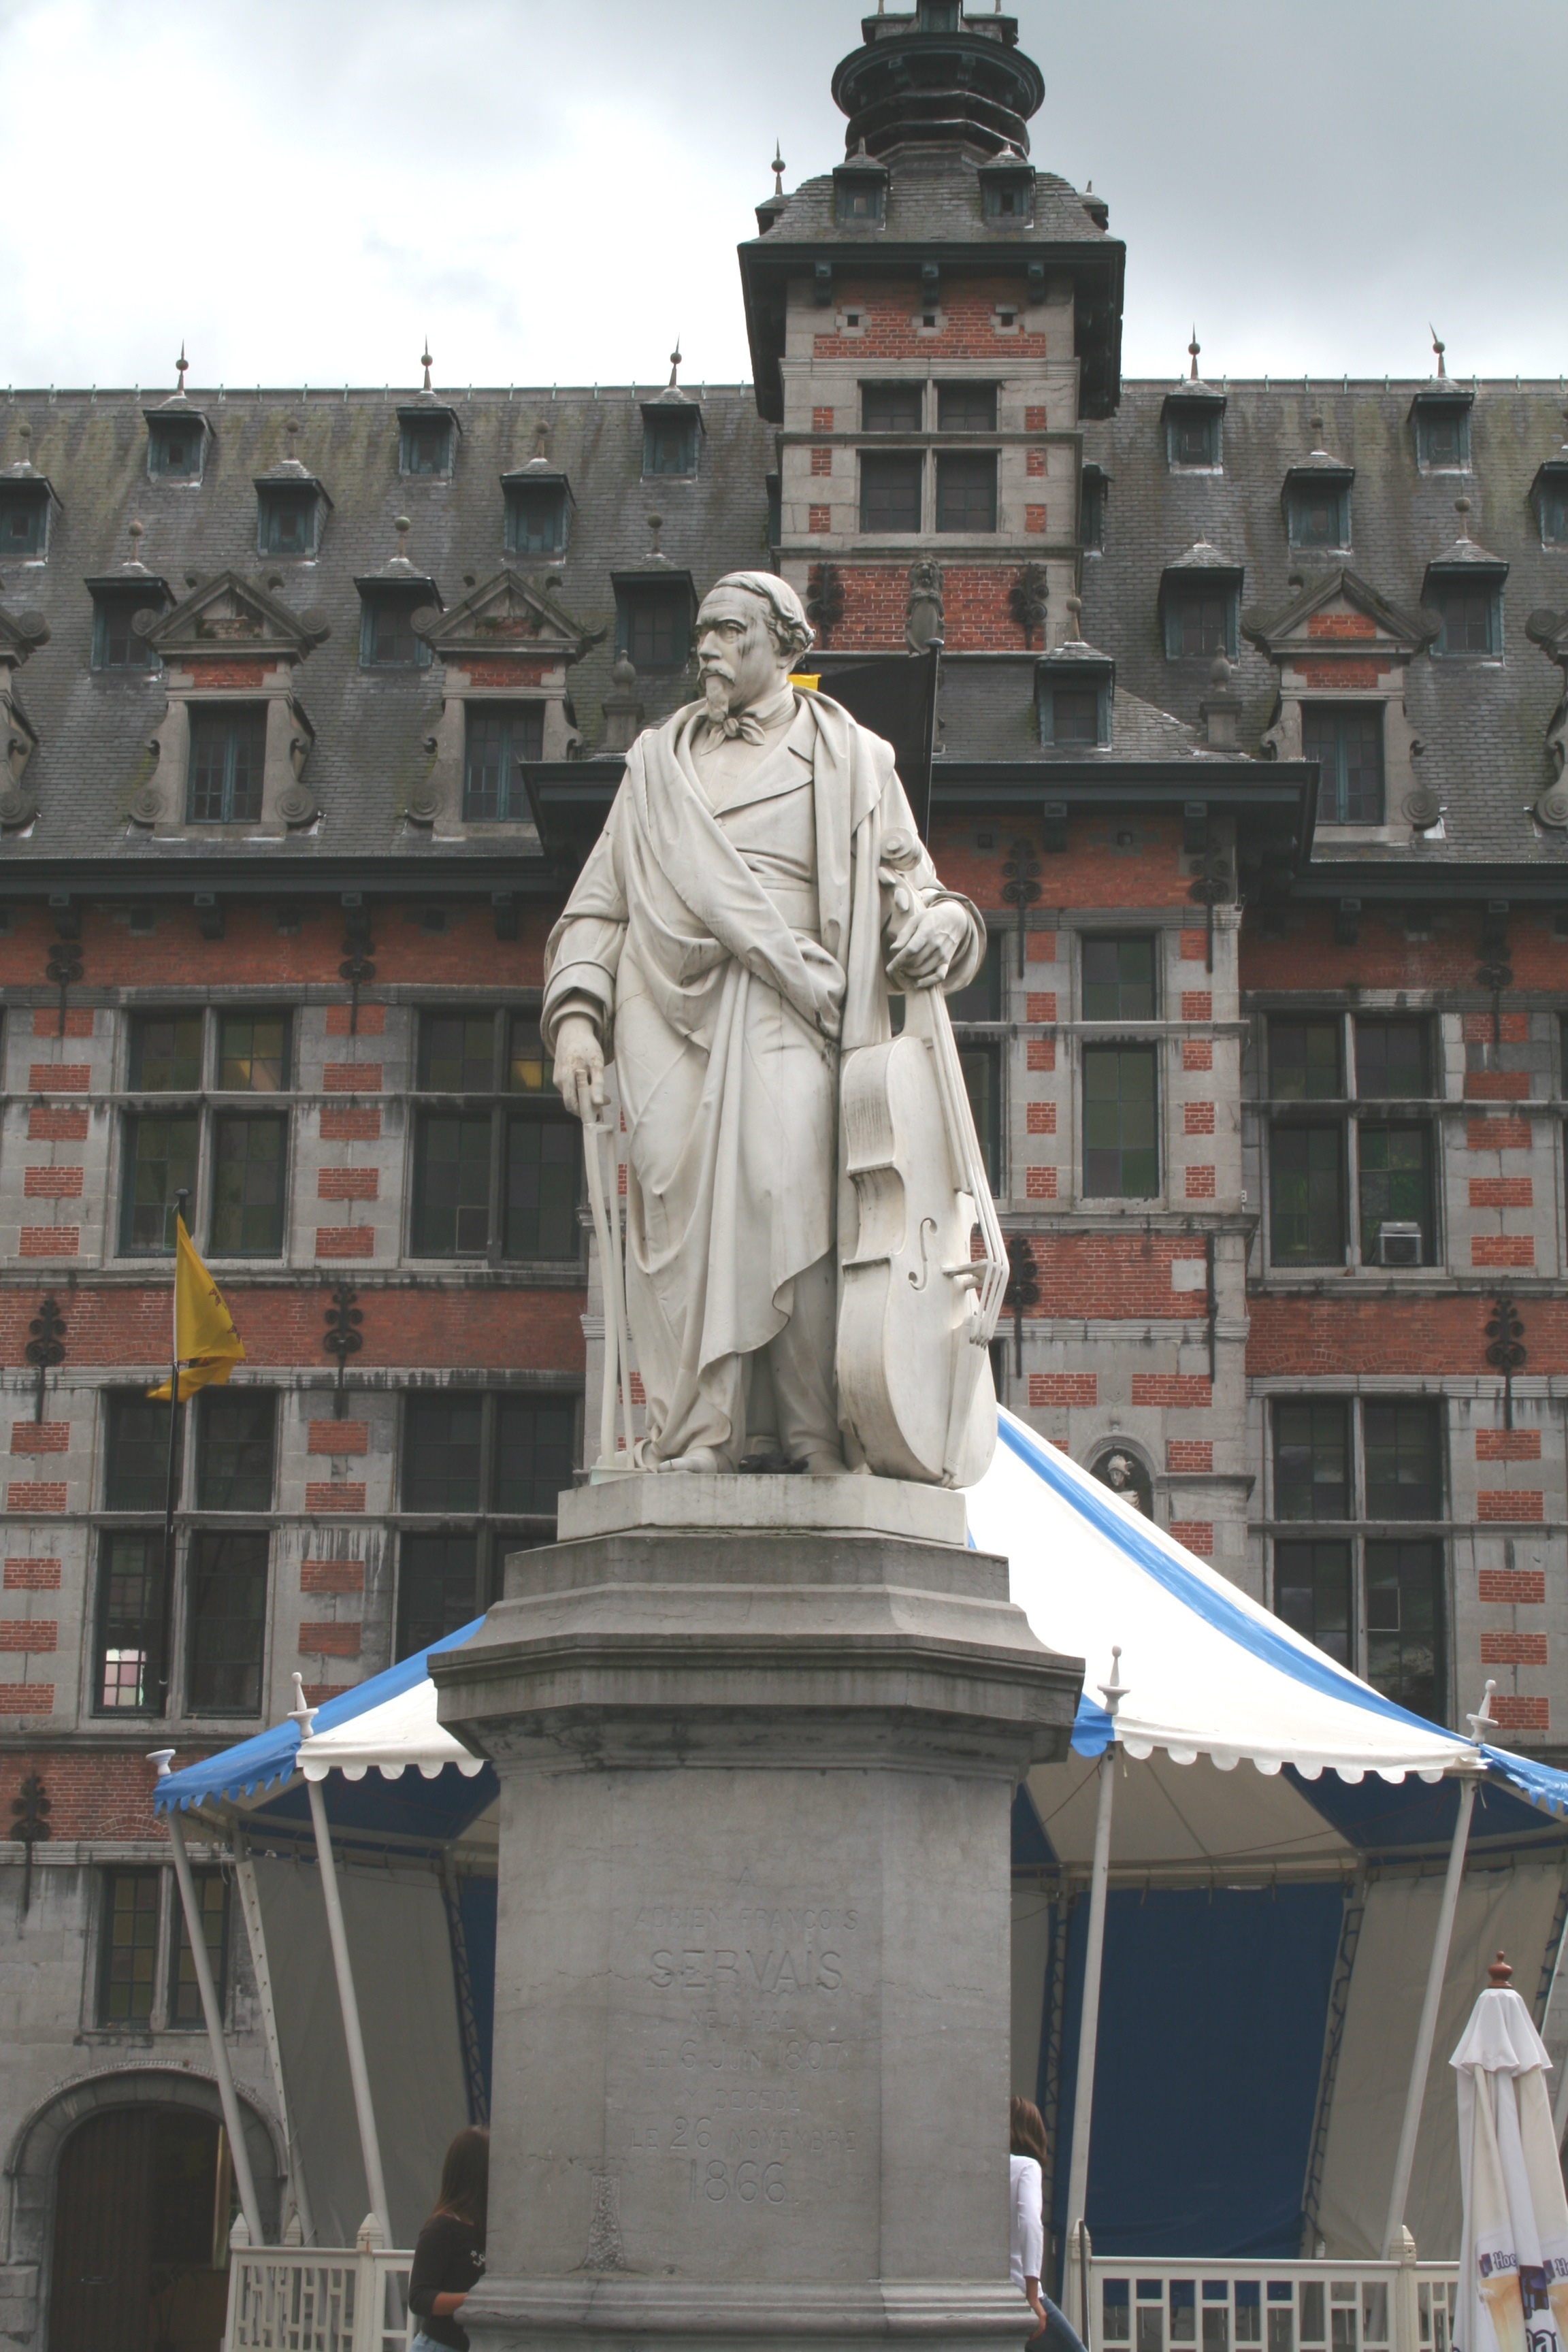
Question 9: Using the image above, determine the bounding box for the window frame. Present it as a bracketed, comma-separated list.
[1164, 405, 1222, 471]
[1285, 482, 1350, 552]
[255, 483, 321, 557]
[504, 480, 570, 557]
[935, 382, 998, 434]
[358, 589, 433, 670]
[641, 409, 698, 480]
[120, 1007, 294, 1263]
[97, 1866, 164, 2025]
[1264, 1010, 1441, 1272]
[1430, 576, 1503, 658]
[167, 1868, 230, 2029]
[1081, 1043, 1160, 1201]
[1301, 702, 1386, 826]
[147, 416, 206, 483]
[614, 581, 692, 672]
[187, 702, 268, 826]
[185, 1526, 270, 1717]
[859, 448, 924, 536]
[861, 382, 925, 434]
[398, 414, 455, 478]
[0, 481, 50, 558]
[395, 1388, 580, 1653]
[934, 449, 998, 534]
[1269, 1394, 1448, 1723]
[408, 1007, 583, 1269]
[461, 702, 545, 823]
[1414, 400, 1471, 472]
[91, 589, 163, 672]
[1162, 582, 1238, 662]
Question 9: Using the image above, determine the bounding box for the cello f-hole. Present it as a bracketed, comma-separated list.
[907, 1216, 938, 1291]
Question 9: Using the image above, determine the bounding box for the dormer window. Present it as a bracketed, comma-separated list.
[1284, 466, 1352, 552]
[1424, 525, 1507, 659]
[189, 707, 267, 824]
[1080, 466, 1108, 550]
[463, 704, 544, 822]
[146, 412, 207, 482]
[399, 408, 457, 477]
[256, 483, 321, 557]
[979, 149, 1035, 223]
[90, 582, 167, 672]
[1411, 392, 1472, 472]
[1533, 461, 1568, 548]
[1164, 396, 1223, 470]
[504, 477, 570, 556]
[1160, 549, 1242, 659]
[615, 577, 693, 670]
[0, 480, 50, 557]
[1036, 641, 1114, 749]
[359, 586, 434, 669]
[642, 408, 698, 479]
[837, 178, 885, 227]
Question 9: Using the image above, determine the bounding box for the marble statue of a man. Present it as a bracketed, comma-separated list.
[543, 572, 985, 1474]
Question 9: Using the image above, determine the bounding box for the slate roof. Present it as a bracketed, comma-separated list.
[753, 152, 1112, 250]
[0, 383, 771, 870]
[1078, 378, 1568, 870]
[936, 655, 1243, 765]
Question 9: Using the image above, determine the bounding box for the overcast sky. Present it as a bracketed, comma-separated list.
[2, 0, 1562, 395]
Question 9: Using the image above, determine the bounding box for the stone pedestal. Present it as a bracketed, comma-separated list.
[431, 1474, 1082, 2352]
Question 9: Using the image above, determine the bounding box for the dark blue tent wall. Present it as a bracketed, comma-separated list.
[1045, 1884, 1345, 2265]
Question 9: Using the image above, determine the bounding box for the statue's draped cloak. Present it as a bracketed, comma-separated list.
[542, 690, 981, 1462]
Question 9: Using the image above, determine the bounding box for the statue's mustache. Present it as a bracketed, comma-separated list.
[700, 658, 735, 681]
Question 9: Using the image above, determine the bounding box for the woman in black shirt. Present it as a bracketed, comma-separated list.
[409, 2127, 488, 2352]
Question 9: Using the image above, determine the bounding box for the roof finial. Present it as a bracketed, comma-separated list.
[1431, 326, 1447, 380]
[1064, 592, 1083, 647]
[772, 143, 785, 197]
[1454, 495, 1472, 540]
[421, 338, 434, 395]
[1188, 327, 1200, 382]
[174, 342, 189, 398]
[284, 414, 301, 465]
[127, 517, 145, 568]
[647, 511, 664, 556]
[668, 342, 682, 391]
[393, 514, 411, 565]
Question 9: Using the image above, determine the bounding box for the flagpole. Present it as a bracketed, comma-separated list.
[159, 1187, 188, 1713]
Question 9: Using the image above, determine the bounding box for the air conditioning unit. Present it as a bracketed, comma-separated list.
[1376, 1222, 1423, 1267]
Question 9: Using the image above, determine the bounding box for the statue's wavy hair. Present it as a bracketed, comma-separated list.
[708, 570, 816, 664]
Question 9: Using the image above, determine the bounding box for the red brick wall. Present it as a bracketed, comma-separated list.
[1241, 905, 1568, 992]
[1480, 1568, 1546, 1603]
[824, 566, 1044, 654]
[1248, 1296, 1568, 1378]
[929, 817, 1194, 912]
[0, 1286, 586, 1372]
[814, 282, 1047, 363]
[0, 900, 553, 992]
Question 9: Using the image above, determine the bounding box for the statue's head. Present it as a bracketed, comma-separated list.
[696, 572, 815, 717]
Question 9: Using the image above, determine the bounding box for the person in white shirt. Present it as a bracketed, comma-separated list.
[1009, 2095, 1088, 2352]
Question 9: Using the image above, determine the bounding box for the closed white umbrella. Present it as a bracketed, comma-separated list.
[1452, 1953, 1568, 2352]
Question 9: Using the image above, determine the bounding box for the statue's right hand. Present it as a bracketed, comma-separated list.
[553, 1013, 606, 1122]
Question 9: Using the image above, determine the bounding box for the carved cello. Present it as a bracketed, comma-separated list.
[836, 834, 1009, 1488]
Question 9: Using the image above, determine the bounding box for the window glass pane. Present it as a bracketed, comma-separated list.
[1271, 1019, 1342, 1100]
[1302, 706, 1384, 825]
[0, 489, 47, 554]
[506, 487, 566, 554]
[1270, 1124, 1344, 1264]
[643, 414, 696, 476]
[860, 451, 923, 534]
[1053, 688, 1100, 744]
[400, 419, 451, 475]
[218, 1013, 288, 1092]
[413, 1113, 493, 1254]
[363, 598, 423, 666]
[168, 1872, 229, 2027]
[936, 453, 997, 533]
[862, 384, 924, 434]
[198, 1392, 276, 1512]
[210, 1115, 286, 1256]
[1083, 1045, 1158, 1197]
[619, 587, 689, 670]
[936, 384, 997, 433]
[260, 489, 316, 553]
[494, 1396, 577, 1514]
[1420, 409, 1467, 467]
[122, 1113, 200, 1253]
[1273, 1541, 1352, 1667]
[397, 1531, 478, 1661]
[959, 1044, 1001, 1190]
[1438, 587, 1494, 654]
[463, 705, 542, 821]
[1080, 474, 1105, 549]
[1543, 486, 1568, 546]
[1363, 1401, 1441, 1521]
[105, 1396, 178, 1513]
[1170, 412, 1216, 466]
[1082, 936, 1155, 1022]
[403, 1394, 484, 1512]
[187, 1530, 269, 1713]
[1289, 489, 1346, 548]
[99, 1869, 161, 2023]
[1170, 590, 1230, 657]
[420, 1013, 496, 1093]
[1358, 1124, 1433, 1262]
[837, 181, 883, 225]
[945, 934, 1002, 1023]
[505, 1115, 582, 1259]
[132, 1014, 203, 1092]
[1274, 1401, 1350, 1522]
[94, 595, 159, 670]
[1365, 1540, 1443, 1721]
[1355, 1021, 1427, 1100]
[189, 706, 266, 823]
[95, 1531, 166, 1713]
[508, 1014, 549, 1091]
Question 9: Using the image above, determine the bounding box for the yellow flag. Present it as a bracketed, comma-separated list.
[147, 1217, 246, 1403]
[789, 672, 821, 691]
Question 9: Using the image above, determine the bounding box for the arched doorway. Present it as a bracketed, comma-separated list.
[48, 2105, 234, 2352]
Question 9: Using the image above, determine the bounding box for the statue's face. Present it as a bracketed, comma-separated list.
[696, 588, 787, 712]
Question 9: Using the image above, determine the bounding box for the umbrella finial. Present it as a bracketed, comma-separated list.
[1488, 1950, 1513, 1987]
[146, 1746, 176, 1779]
[1465, 1678, 1497, 1746]
[1098, 1644, 1129, 1717]
[288, 1670, 319, 1738]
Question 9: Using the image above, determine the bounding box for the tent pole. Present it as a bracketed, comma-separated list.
[307, 1776, 391, 2242]
[231, 1821, 316, 2245]
[1064, 1747, 1115, 2336]
[1062, 1649, 1127, 2340]
[1382, 1766, 1480, 2255]
[151, 1764, 264, 2246]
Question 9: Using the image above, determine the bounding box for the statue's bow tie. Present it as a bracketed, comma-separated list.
[704, 708, 768, 745]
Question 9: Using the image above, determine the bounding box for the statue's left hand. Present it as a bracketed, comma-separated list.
[886, 898, 970, 991]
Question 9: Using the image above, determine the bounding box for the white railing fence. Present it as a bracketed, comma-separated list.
[1081, 2242, 1458, 2352]
[223, 2216, 413, 2352]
